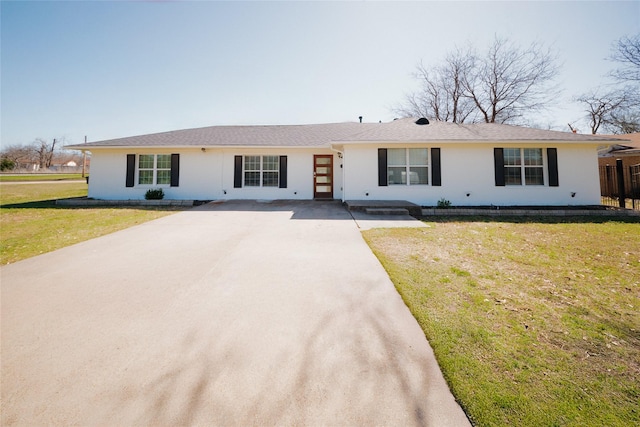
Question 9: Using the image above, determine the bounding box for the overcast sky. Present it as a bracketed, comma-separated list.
[1, 0, 639, 146]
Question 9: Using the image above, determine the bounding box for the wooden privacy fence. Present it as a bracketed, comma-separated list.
[599, 159, 640, 210]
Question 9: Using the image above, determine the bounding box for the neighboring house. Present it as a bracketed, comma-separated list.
[49, 160, 78, 172]
[66, 118, 621, 206]
[597, 133, 640, 202]
[598, 132, 640, 168]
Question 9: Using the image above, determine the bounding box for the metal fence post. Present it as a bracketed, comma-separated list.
[631, 164, 640, 210]
[616, 159, 626, 208]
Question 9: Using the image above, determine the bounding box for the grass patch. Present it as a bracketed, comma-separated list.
[363, 220, 640, 427]
[0, 173, 86, 182]
[1, 183, 182, 265]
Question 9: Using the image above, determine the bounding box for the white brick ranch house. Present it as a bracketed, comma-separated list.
[67, 118, 620, 206]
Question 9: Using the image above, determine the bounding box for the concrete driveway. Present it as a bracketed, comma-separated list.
[1, 200, 470, 426]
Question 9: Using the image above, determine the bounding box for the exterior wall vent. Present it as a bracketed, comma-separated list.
[415, 117, 430, 125]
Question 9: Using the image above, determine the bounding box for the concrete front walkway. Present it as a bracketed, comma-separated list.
[1, 200, 470, 426]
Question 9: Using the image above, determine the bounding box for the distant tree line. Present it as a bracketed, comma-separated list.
[396, 34, 640, 134]
[0, 138, 83, 172]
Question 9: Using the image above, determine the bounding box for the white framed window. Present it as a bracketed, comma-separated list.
[244, 155, 279, 187]
[503, 148, 544, 186]
[138, 154, 171, 185]
[387, 148, 429, 185]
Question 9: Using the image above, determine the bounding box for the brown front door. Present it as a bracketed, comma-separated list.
[313, 155, 333, 199]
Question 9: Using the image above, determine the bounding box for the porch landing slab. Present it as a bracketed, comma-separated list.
[344, 200, 422, 217]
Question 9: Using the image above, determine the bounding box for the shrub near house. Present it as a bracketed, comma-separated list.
[145, 188, 164, 200]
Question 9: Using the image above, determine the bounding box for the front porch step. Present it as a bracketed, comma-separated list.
[345, 200, 422, 217]
[365, 207, 410, 215]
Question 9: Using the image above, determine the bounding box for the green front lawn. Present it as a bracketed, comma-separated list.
[1, 183, 181, 264]
[0, 173, 86, 182]
[363, 219, 639, 426]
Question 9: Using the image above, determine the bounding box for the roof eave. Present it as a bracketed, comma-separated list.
[333, 139, 612, 145]
[65, 144, 332, 150]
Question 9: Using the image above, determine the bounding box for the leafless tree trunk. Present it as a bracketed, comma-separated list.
[47, 139, 57, 168]
[30, 138, 59, 169]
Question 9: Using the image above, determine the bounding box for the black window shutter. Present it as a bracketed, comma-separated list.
[378, 148, 388, 186]
[234, 156, 243, 188]
[494, 148, 505, 186]
[279, 156, 287, 188]
[170, 154, 180, 187]
[547, 148, 559, 187]
[431, 148, 441, 186]
[126, 154, 135, 187]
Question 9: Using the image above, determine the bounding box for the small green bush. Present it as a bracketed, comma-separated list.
[437, 198, 452, 208]
[0, 158, 15, 171]
[145, 188, 164, 200]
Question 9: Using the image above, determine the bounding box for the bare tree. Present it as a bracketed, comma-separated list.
[609, 34, 640, 83]
[575, 34, 640, 134]
[608, 108, 640, 134]
[1, 138, 64, 170]
[397, 49, 477, 123]
[396, 36, 560, 125]
[0, 144, 37, 169]
[463, 37, 560, 124]
[32, 138, 58, 169]
[575, 89, 632, 134]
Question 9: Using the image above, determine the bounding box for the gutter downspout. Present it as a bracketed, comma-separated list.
[330, 146, 345, 202]
[221, 149, 226, 200]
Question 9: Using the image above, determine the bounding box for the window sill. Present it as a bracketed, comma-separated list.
[504, 185, 547, 187]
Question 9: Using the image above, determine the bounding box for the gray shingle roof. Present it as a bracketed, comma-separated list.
[68, 122, 376, 149]
[67, 118, 623, 149]
[598, 132, 640, 156]
[336, 118, 625, 142]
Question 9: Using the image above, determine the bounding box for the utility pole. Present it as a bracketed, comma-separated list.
[82, 136, 87, 178]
